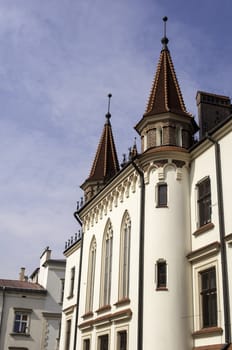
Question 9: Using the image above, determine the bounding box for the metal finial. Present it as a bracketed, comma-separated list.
[161, 16, 169, 49]
[106, 93, 112, 122]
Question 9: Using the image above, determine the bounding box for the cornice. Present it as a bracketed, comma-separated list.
[190, 117, 232, 160]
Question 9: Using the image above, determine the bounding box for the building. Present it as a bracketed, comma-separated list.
[60, 20, 232, 350]
[0, 247, 66, 350]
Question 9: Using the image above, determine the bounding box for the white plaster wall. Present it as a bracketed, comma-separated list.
[1, 292, 45, 350]
[190, 146, 220, 251]
[77, 176, 141, 350]
[219, 132, 232, 235]
[143, 165, 192, 349]
[59, 244, 80, 350]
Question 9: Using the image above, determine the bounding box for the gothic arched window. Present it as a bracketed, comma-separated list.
[119, 212, 131, 300]
[85, 236, 96, 313]
[100, 220, 113, 307]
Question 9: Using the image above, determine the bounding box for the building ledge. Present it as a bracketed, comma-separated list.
[193, 343, 227, 350]
[82, 311, 94, 320]
[187, 241, 220, 262]
[79, 308, 132, 331]
[95, 304, 111, 315]
[114, 298, 130, 307]
[193, 222, 215, 236]
[192, 326, 223, 337]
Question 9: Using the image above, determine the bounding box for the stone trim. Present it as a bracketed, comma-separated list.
[79, 308, 132, 330]
[187, 241, 220, 262]
[193, 222, 215, 236]
[192, 326, 223, 337]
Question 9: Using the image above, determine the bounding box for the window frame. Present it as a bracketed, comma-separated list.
[65, 319, 72, 350]
[13, 309, 31, 335]
[192, 260, 219, 332]
[117, 330, 127, 350]
[98, 333, 109, 350]
[69, 266, 75, 298]
[156, 259, 167, 290]
[156, 183, 168, 208]
[100, 220, 113, 307]
[118, 212, 131, 301]
[197, 176, 211, 227]
[83, 337, 91, 350]
[85, 237, 97, 313]
[200, 267, 217, 328]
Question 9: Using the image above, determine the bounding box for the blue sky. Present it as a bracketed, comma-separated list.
[0, 0, 231, 279]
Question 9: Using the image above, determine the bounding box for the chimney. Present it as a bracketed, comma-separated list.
[40, 246, 51, 266]
[196, 91, 232, 139]
[19, 267, 26, 281]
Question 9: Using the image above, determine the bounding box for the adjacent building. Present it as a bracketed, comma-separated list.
[0, 247, 66, 350]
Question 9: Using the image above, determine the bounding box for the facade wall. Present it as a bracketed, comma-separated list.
[143, 163, 192, 349]
[0, 291, 46, 350]
[189, 127, 232, 348]
[77, 170, 141, 350]
[59, 242, 80, 350]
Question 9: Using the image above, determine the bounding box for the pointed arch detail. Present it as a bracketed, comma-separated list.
[100, 219, 113, 307]
[85, 236, 97, 313]
[118, 211, 131, 300]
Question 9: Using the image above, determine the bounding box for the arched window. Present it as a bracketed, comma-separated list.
[100, 220, 113, 307]
[85, 236, 96, 313]
[119, 212, 131, 300]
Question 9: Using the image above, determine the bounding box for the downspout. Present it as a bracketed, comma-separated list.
[73, 211, 84, 350]
[131, 160, 145, 350]
[0, 286, 6, 342]
[207, 135, 231, 348]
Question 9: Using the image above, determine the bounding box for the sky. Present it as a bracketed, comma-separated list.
[0, 0, 231, 279]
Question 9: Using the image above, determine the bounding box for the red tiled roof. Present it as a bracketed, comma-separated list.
[0, 279, 45, 291]
[144, 46, 190, 117]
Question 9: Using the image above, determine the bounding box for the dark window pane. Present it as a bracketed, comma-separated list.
[157, 261, 167, 288]
[200, 268, 217, 328]
[198, 178, 211, 226]
[158, 184, 167, 207]
[118, 331, 127, 350]
[84, 338, 90, 350]
[99, 335, 108, 350]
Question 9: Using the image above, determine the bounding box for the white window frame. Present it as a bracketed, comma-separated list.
[13, 309, 31, 334]
[192, 258, 220, 331]
[115, 325, 129, 350]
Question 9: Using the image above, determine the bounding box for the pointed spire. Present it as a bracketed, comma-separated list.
[144, 17, 190, 118]
[135, 17, 198, 152]
[81, 94, 120, 202]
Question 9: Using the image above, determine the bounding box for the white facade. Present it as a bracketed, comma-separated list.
[60, 36, 232, 350]
[59, 236, 81, 350]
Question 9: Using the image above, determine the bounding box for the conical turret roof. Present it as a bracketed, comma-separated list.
[87, 114, 120, 182]
[144, 44, 190, 118]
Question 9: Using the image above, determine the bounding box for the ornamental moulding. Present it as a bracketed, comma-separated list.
[83, 173, 138, 231]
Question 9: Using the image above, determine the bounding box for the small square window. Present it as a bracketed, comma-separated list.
[157, 184, 167, 207]
[13, 312, 30, 334]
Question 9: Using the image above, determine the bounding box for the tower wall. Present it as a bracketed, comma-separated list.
[143, 162, 192, 349]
